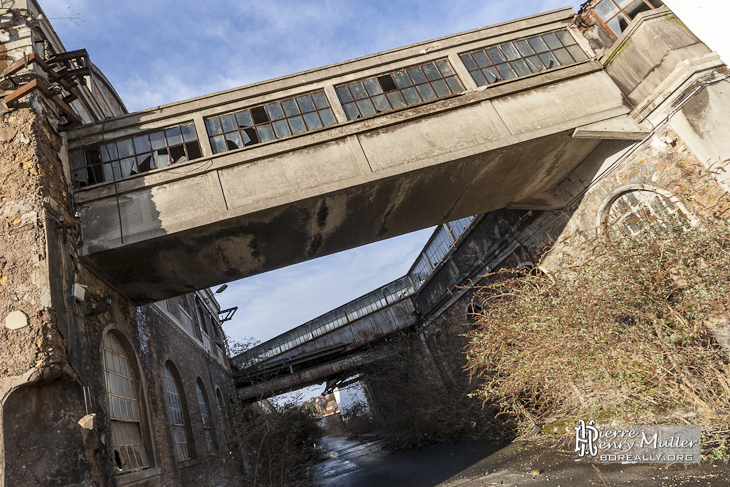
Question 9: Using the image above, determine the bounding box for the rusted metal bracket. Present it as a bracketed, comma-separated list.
[2, 50, 90, 128]
[4, 78, 82, 125]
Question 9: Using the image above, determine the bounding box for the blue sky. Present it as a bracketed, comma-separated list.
[41, 0, 581, 397]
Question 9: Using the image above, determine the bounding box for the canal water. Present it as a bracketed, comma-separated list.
[312, 414, 503, 487]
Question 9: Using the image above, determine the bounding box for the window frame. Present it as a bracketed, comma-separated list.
[102, 330, 152, 474]
[163, 361, 195, 462]
[334, 58, 464, 121]
[195, 379, 219, 456]
[591, 0, 664, 40]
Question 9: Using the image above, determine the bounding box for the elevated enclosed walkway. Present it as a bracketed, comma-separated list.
[69, 8, 647, 303]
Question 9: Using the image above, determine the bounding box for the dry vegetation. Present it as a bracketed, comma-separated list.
[224, 398, 323, 487]
[466, 215, 730, 457]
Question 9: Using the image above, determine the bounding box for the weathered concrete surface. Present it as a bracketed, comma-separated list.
[77, 67, 633, 303]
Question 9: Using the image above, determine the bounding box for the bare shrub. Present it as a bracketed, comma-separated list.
[465, 216, 730, 447]
[224, 397, 324, 486]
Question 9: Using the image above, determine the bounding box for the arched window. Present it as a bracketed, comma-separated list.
[103, 332, 150, 472]
[196, 379, 218, 455]
[215, 388, 230, 440]
[163, 362, 192, 461]
[606, 190, 688, 237]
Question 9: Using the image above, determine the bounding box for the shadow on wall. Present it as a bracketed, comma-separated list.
[3, 379, 101, 487]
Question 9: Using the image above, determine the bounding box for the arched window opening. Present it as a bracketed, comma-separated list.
[163, 362, 191, 461]
[605, 190, 688, 237]
[103, 332, 150, 472]
[196, 379, 218, 455]
[215, 388, 230, 440]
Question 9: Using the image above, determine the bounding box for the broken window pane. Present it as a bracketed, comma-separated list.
[155, 149, 171, 167]
[250, 106, 269, 124]
[137, 153, 153, 172]
[335, 59, 461, 119]
[538, 52, 559, 69]
[243, 127, 258, 145]
[378, 74, 398, 92]
[185, 142, 202, 160]
[525, 56, 544, 72]
[514, 39, 535, 57]
[500, 43, 520, 61]
[496, 64, 517, 81]
[169, 144, 186, 164]
[510, 59, 531, 77]
[225, 132, 243, 150]
[120, 157, 137, 177]
[342, 103, 360, 120]
[483, 67, 501, 83]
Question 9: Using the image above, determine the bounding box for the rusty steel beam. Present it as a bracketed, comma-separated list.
[4, 78, 83, 126]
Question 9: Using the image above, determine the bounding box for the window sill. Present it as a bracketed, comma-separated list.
[113, 466, 161, 486]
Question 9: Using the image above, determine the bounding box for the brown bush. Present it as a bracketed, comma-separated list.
[465, 216, 730, 451]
